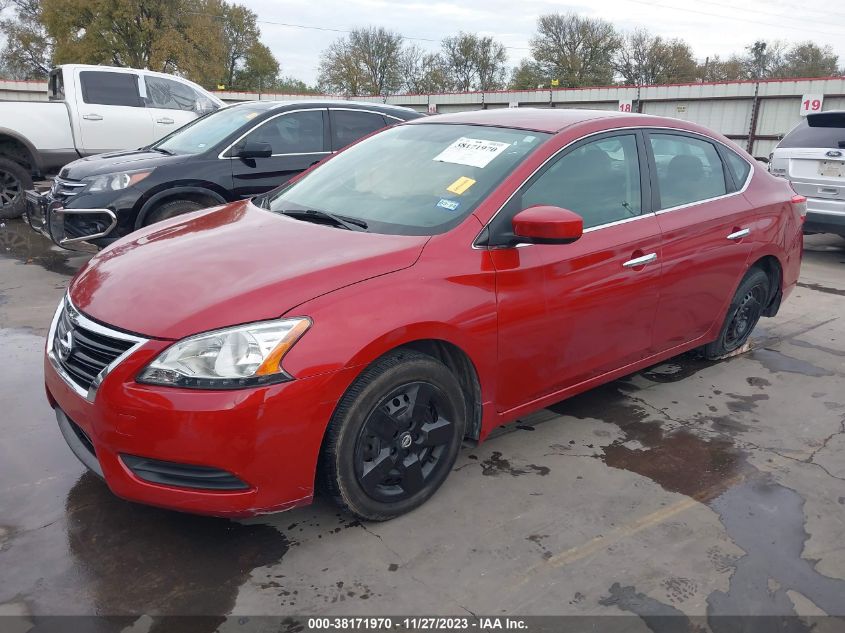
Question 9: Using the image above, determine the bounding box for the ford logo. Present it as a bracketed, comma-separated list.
[826, 150, 842, 158]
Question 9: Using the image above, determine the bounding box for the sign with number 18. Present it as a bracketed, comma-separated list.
[800, 94, 823, 116]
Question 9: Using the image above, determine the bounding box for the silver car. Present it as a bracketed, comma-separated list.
[769, 111, 845, 236]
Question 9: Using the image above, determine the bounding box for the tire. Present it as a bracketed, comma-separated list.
[144, 199, 207, 226]
[0, 157, 33, 220]
[703, 267, 770, 360]
[318, 349, 467, 521]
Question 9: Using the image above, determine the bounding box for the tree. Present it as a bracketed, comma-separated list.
[530, 12, 620, 87]
[441, 32, 507, 91]
[780, 42, 839, 78]
[400, 45, 449, 93]
[698, 55, 744, 82]
[741, 40, 787, 79]
[318, 27, 403, 95]
[509, 59, 546, 89]
[615, 29, 697, 85]
[0, 0, 53, 78]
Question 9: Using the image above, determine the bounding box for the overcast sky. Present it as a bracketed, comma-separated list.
[238, 0, 845, 85]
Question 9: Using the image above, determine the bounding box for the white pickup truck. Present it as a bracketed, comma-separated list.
[0, 64, 224, 218]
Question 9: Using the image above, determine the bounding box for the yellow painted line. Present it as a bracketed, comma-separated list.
[515, 473, 747, 586]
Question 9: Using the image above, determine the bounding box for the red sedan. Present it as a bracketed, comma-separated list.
[45, 109, 804, 520]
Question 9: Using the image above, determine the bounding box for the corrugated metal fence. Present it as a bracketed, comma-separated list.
[3, 76, 844, 159]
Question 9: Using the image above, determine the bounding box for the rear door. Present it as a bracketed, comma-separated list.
[142, 74, 205, 140]
[228, 109, 329, 198]
[328, 108, 393, 151]
[646, 130, 754, 352]
[75, 69, 153, 154]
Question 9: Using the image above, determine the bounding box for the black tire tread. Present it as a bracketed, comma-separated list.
[703, 266, 770, 360]
[0, 157, 33, 220]
[145, 199, 206, 226]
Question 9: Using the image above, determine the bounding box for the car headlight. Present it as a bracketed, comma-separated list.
[83, 169, 152, 193]
[137, 318, 310, 389]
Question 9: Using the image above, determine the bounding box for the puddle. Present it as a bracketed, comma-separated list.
[750, 348, 835, 377]
[597, 407, 845, 622]
[59, 474, 290, 626]
[0, 219, 90, 276]
[797, 282, 845, 297]
[640, 353, 716, 384]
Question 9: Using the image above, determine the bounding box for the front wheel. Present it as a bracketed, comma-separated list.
[0, 157, 33, 220]
[704, 267, 770, 360]
[318, 350, 467, 521]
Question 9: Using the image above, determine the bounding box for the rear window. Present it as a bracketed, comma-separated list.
[80, 71, 144, 107]
[724, 150, 751, 188]
[779, 113, 845, 149]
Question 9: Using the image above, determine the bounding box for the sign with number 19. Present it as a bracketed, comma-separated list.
[800, 94, 823, 116]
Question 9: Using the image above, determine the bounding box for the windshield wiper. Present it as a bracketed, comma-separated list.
[279, 208, 368, 232]
[150, 147, 174, 156]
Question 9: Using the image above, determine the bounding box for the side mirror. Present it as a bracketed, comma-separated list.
[236, 141, 273, 159]
[512, 205, 583, 245]
[194, 98, 217, 115]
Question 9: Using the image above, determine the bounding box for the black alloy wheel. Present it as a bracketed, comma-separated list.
[319, 349, 466, 521]
[354, 381, 455, 502]
[0, 157, 32, 219]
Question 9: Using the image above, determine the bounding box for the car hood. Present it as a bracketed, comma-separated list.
[69, 201, 429, 340]
[60, 149, 191, 179]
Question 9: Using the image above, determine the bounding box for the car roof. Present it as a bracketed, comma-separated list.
[405, 108, 647, 133]
[223, 99, 420, 118]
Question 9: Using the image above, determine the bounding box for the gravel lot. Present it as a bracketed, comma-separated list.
[1, 218, 844, 629]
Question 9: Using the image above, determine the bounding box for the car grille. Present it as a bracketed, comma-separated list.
[51, 300, 138, 394]
[50, 177, 86, 202]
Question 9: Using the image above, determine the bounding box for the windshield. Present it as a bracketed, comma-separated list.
[153, 105, 266, 155]
[267, 123, 549, 235]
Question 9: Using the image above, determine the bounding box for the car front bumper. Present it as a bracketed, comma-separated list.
[25, 189, 118, 248]
[45, 331, 356, 517]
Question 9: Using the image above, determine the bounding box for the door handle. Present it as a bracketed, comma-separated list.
[82, 114, 103, 121]
[156, 117, 175, 124]
[727, 228, 750, 240]
[622, 252, 658, 268]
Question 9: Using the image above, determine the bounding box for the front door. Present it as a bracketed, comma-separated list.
[488, 131, 663, 412]
[229, 109, 330, 199]
[646, 131, 754, 351]
[141, 74, 204, 142]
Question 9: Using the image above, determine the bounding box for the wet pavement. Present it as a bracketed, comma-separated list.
[1, 218, 844, 629]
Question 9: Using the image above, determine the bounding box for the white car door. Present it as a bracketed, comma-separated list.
[75, 69, 154, 154]
[142, 74, 207, 141]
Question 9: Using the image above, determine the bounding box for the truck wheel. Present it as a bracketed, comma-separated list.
[318, 349, 466, 521]
[145, 199, 206, 225]
[0, 157, 33, 220]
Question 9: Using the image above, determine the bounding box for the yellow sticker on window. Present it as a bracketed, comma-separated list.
[446, 176, 476, 195]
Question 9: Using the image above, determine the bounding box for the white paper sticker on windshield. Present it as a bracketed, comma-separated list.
[433, 137, 510, 169]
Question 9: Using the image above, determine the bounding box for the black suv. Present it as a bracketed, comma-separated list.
[25, 100, 422, 248]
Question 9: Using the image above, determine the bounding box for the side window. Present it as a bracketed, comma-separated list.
[144, 76, 202, 112]
[79, 71, 143, 107]
[724, 149, 751, 189]
[243, 110, 325, 155]
[649, 133, 727, 209]
[518, 134, 642, 230]
[330, 110, 388, 150]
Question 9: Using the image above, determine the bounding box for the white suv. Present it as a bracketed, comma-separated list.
[769, 111, 845, 236]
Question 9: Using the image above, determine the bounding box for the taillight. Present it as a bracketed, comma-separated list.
[790, 194, 807, 221]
